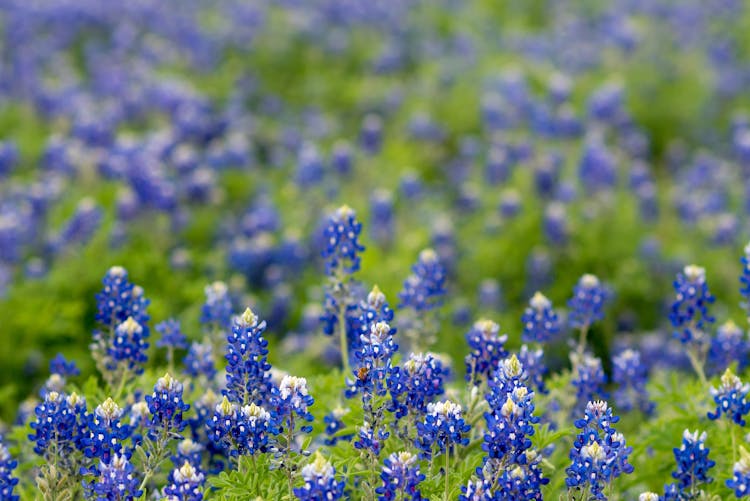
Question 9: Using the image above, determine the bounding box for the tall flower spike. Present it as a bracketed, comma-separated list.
[146, 373, 190, 439]
[201, 281, 233, 330]
[612, 349, 654, 415]
[49, 353, 80, 378]
[0, 440, 20, 501]
[107, 317, 150, 375]
[347, 321, 397, 401]
[156, 319, 188, 350]
[670, 265, 715, 345]
[322, 205, 365, 275]
[464, 319, 508, 386]
[95, 266, 150, 328]
[415, 400, 470, 460]
[183, 342, 216, 380]
[224, 308, 273, 406]
[571, 354, 607, 416]
[727, 446, 750, 498]
[376, 451, 426, 501]
[275, 375, 314, 434]
[707, 368, 750, 425]
[667, 429, 715, 497]
[82, 398, 132, 465]
[163, 460, 205, 501]
[568, 274, 609, 330]
[708, 320, 747, 374]
[518, 344, 548, 394]
[294, 453, 346, 501]
[399, 248, 447, 313]
[388, 352, 449, 419]
[565, 401, 634, 500]
[83, 453, 142, 500]
[522, 292, 561, 344]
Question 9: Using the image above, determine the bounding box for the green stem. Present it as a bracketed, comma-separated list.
[686, 347, 707, 387]
[444, 451, 450, 501]
[167, 346, 174, 375]
[732, 424, 738, 465]
[576, 323, 590, 357]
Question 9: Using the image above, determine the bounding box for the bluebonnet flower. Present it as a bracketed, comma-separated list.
[354, 421, 389, 457]
[0, 441, 19, 501]
[322, 205, 365, 275]
[522, 292, 561, 344]
[83, 453, 142, 500]
[568, 274, 609, 330]
[29, 392, 86, 463]
[415, 400, 470, 460]
[156, 319, 188, 350]
[106, 317, 149, 375]
[360, 114, 383, 155]
[459, 478, 493, 500]
[727, 446, 750, 498]
[323, 407, 352, 446]
[638, 493, 659, 501]
[483, 355, 539, 461]
[49, 353, 80, 377]
[224, 308, 273, 406]
[612, 349, 654, 415]
[172, 439, 204, 469]
[668, 430, 715, 495]
[295, 142, 324, 187]
[163, 461, 205, 501]
[348, 285, 395, 357]
[294, 454, 345, 501]
[492, 449, 548, 500]
[543, 202, 568, 245]
[200, 281, 233, 331]
[376, 451, 425, 501]
[207, 397, 275, 458]
[95, 266, 150, 328]
[741, 242, 750, 315]
[399, 249, 447, 313]
[670, 265, 715, 345]
[183, 342, 216, 380]
[518, 345, 548, 394]
[370, 190, 394, 245]
[331, 140, 354, 175]
[388, 352, 449, 419]
[82, 398, 132, 465]
[566, 401, 634, 500]
[464, 319, 508, 386]
[709, 320, 747, 374]
[571, 355, 607, 417]
[347, 321, 397, 401]
[707, 369, 750, 425]
[275, 375, 314, 435]
[146, 373, 190, 438]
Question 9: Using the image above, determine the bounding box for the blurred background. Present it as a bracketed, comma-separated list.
[1, 0, 750, 421]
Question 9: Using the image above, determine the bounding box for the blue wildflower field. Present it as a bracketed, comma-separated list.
[2, 1, 750, 500]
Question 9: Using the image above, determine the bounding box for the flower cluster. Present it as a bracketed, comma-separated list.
[106, 317, 150, 375]
[670, 265, 715, 345]
[275, 376, 314, 434]
[483, 355, 539, 462]
[707, 369, 750, 425]
[322, 205, 365, 275]
[183, 342, 216, 380]
[0, 441, 19, 501]
[388, 352, 449, 419]
[83, 453, 142, 500]
[163, 461, 205, 501]
[49, 353, 80, 378]
[156, 319, 188, 350]
[224, 308, 273, 406]
[522, 292, 561, 344]
[612, 349, 654, 415]
[145, 373, 190, 438]
[399, 249, 447, 312]
[464, 319, 508, 386]
[294, 454, 346, 501]
[95, 266, 150, 328]
[566, 401, 634, 499]
[663, 430, 715, 498]
[708, 320, 747, 374]
[82, 398, 132, 465]
[206, 397, 276, 458]
[376, 451, 425, 501]
[29, 391, 85, 461]
[415, 400, 470, 459]
[727, 446, 750, 498]
[567, 274, 609, 329]
[517, 345, 548, 395]
[201, 281, 233, 330]
[347, 321, 398, 400]
[571, 354, 607, 416]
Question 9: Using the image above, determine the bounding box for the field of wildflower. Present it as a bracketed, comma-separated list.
[2, 1, 750, 500]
